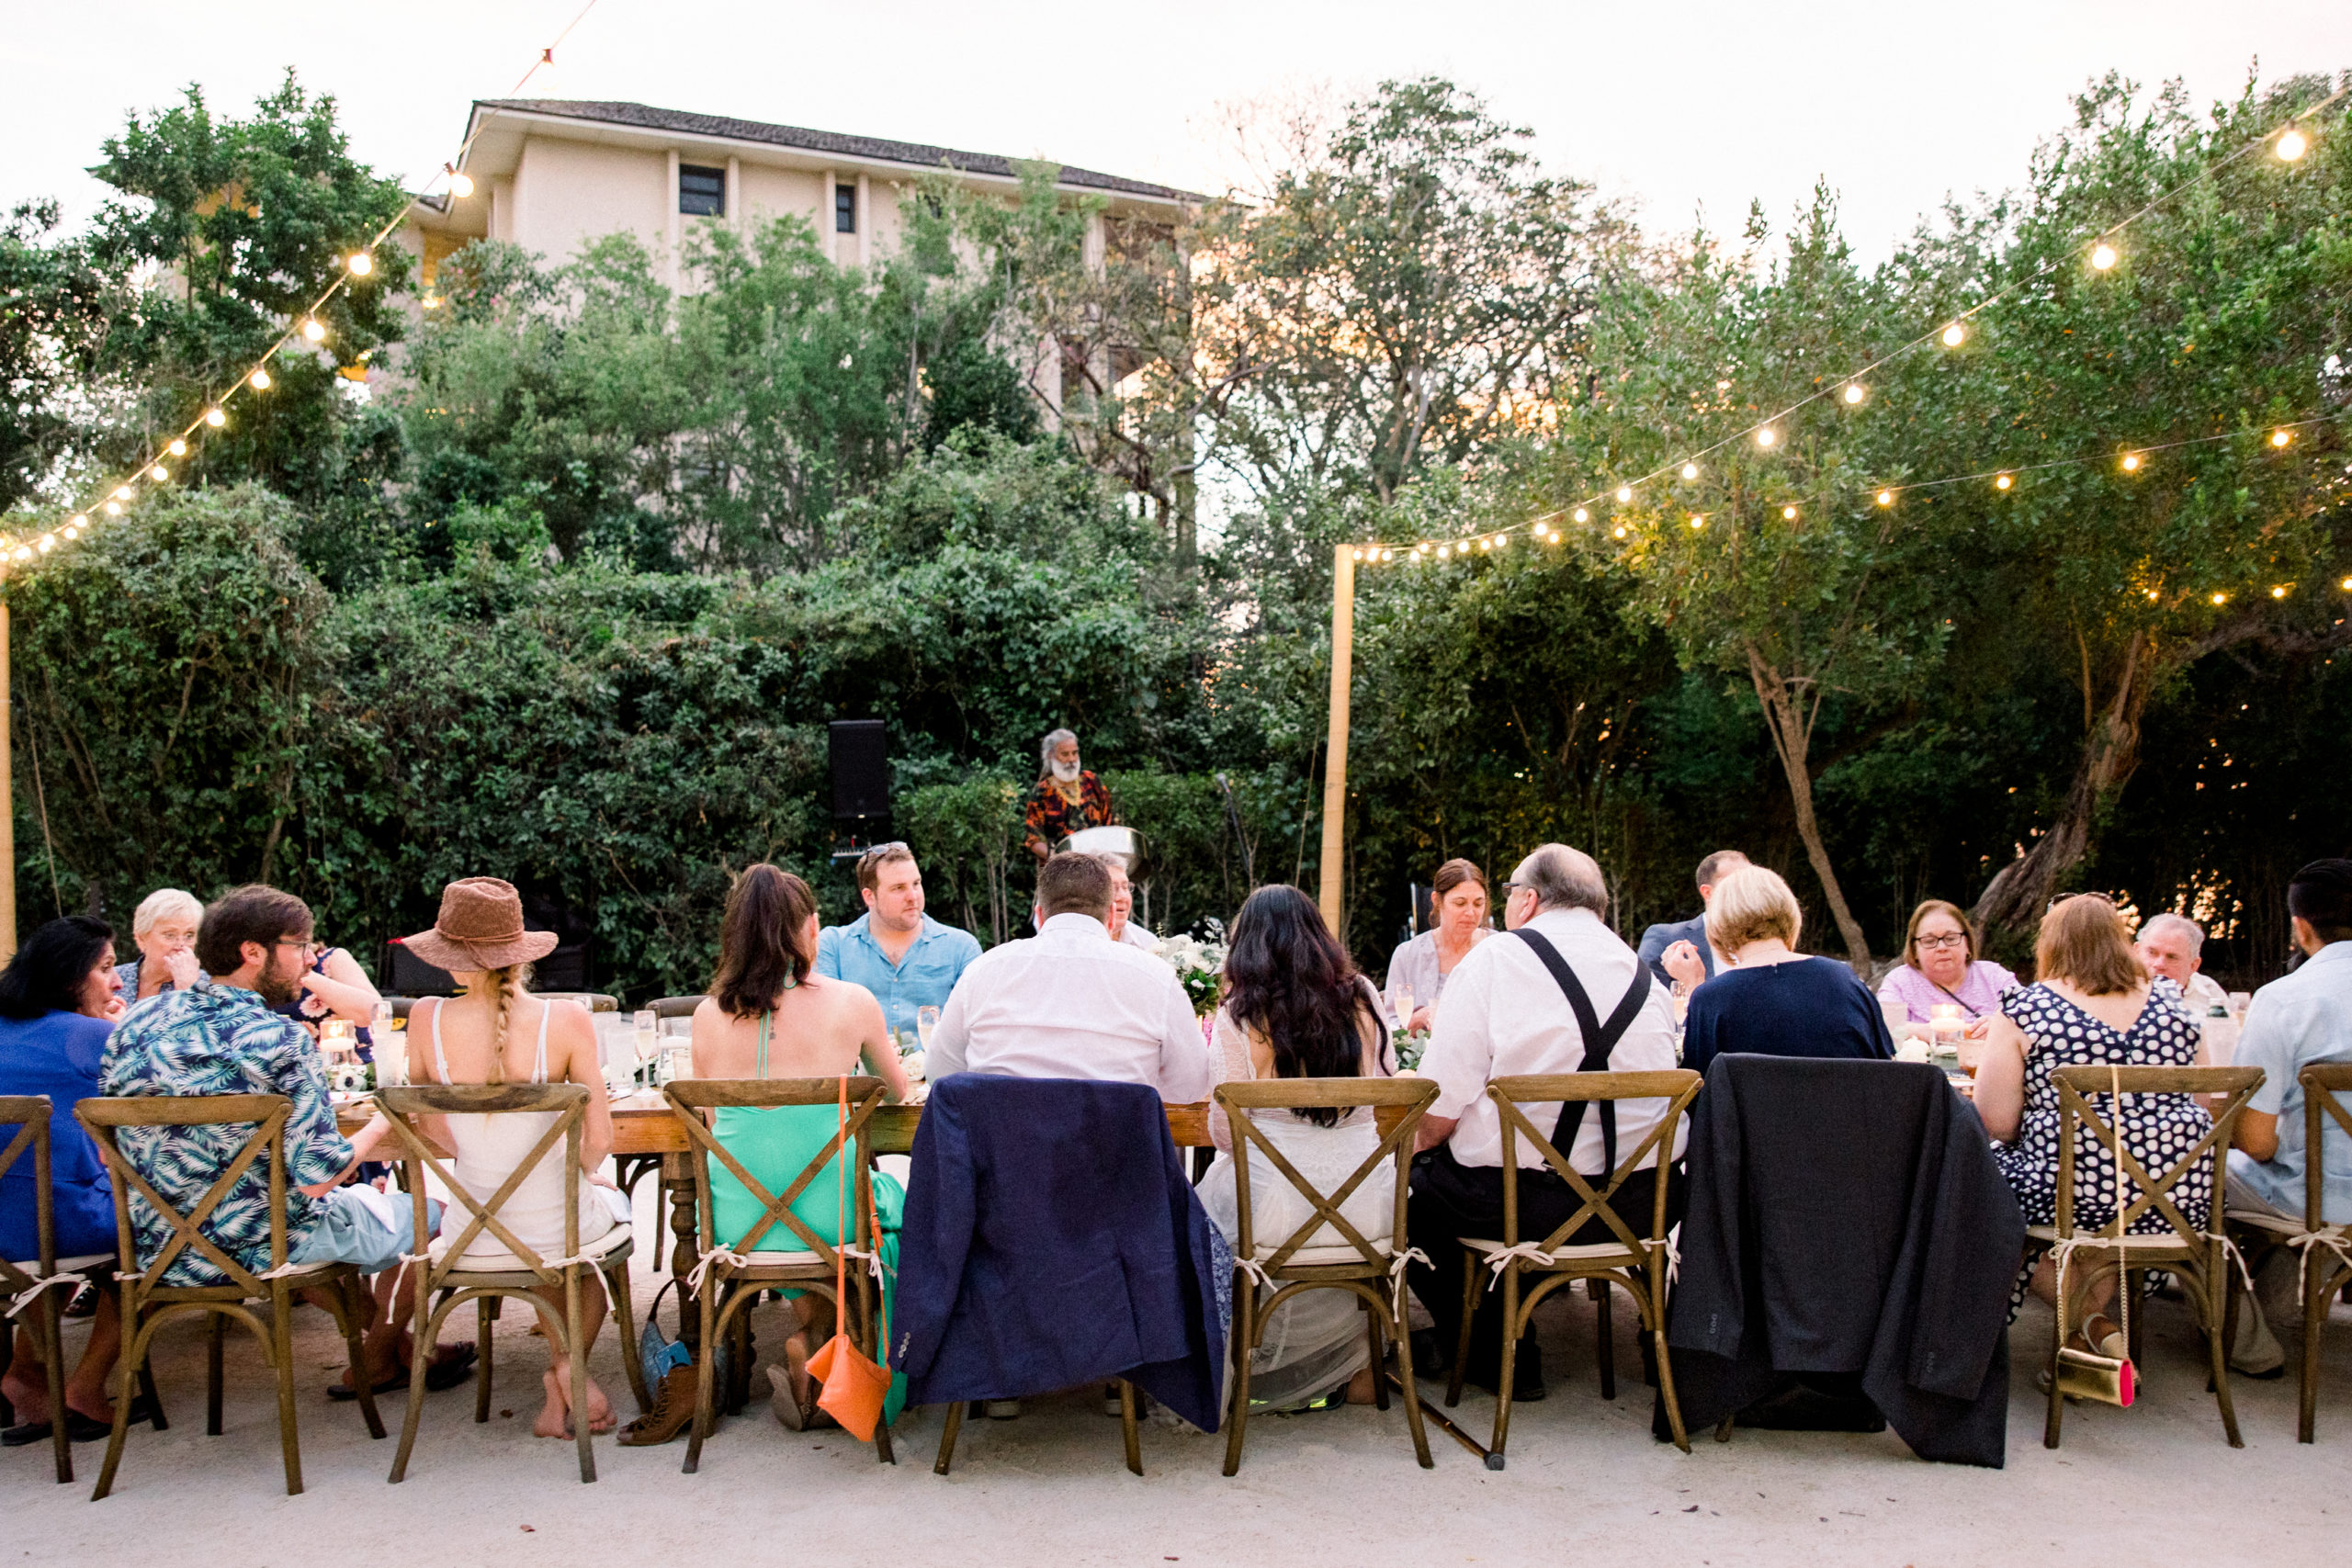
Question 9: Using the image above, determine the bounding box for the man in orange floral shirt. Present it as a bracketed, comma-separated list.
[1022, 728, 1117, 864]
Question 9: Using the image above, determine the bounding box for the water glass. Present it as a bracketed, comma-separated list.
[375, 1031, 408, 1088]
[370, 999, 395, 1040]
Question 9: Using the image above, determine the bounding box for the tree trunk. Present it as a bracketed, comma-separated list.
[1747, 648, 1872, 972]
[1973, 628, 2153, 939]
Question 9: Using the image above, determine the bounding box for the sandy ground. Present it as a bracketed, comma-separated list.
[7, 1181, 2345, 1568]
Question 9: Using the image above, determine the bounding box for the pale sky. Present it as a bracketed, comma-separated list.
[6, 2, 2349, 261]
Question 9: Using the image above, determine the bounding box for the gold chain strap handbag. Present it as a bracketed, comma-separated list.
[2054, 1063, 2137, 1406]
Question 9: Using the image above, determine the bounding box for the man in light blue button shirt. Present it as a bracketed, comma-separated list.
[2225, 858, 2352, 1374]
[815, 843, 983, 1050]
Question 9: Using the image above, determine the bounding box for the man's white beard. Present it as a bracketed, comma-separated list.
[1051, 761, 1080, 784]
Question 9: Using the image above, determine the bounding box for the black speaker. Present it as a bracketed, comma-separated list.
[830, 719, 891, 825]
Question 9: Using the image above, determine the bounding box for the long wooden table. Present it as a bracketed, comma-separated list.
[338, 1092, 1226, 1304]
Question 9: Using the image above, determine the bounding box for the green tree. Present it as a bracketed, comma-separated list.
[1894, 73, 2352, 933]
[87, 72, 414, 505]
[0, 201, 121, 515]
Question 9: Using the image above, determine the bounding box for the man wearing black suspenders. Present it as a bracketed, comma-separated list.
[1405, 844, 1688, 1401]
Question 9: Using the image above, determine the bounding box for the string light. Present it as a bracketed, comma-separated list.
[2271, 428, 2293, 447]
[1571, 507, 1589, 524]
[111, 486, 130, 502]
[205, 407, 226, 427]
[1689, 514, 1705, 529]
[1351, 548, 1364, 561]
[2341, 577, 2352, 591]
[1995, 473, 2013, 491]
[447, 165, 476, 198]
[1679, 462, 1699, 480]
[1876, 490, 1894, 507]
[1941, 322, 1966, 347]
[2120, 452, 2142, 471]
[2277, 128, 2309, 162]
[250, 368, 272, 390]
[149, 465, 167, 482]
[345, 252, 374, 277]
[1612, 524, 1628, 539]
[1546, 528, 1562, 543]
[301, 318, 327, 343]
[1843, 384, 1865, 405]
[2211, 592, 2229, 605]
[36, 536, 54, 554]
[62, 524, 80, 540]
[104, 502, 121, 517]
[1781, 505, 1798, 520]
[2271, 584, 2290, 598]
[1755, 427, 1778, 448]
[2091, 243, 2119, 271]
[1614, 486, 1634, 504]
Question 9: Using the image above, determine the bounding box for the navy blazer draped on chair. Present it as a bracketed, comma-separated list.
[891, 1075, 1230, 1432]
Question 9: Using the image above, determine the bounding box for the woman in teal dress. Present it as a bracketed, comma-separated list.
[691, 864, 914, 1429]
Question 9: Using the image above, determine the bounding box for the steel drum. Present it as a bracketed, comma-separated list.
[1060, 824, 1144, 874]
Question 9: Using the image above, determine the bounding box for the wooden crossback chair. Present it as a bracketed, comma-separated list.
[0, 1095, 119, 1483]
[74, 1094, 384, 1499]
[1448, 1070, 1703, 1471]
[2036, 1063, 2262, 1450]
[651, 996, 706, 1021]
[1214, 1077, 1438, 1475]
[2225, 1062, 2352, 1443]
[376, 1083, 648, 1484]
[662, 1076, 894, 1472]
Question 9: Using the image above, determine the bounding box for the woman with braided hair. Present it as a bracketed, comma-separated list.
[404, 877, 630, 1441]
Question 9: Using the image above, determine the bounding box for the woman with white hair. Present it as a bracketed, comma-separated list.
[1019, 726, 1118, 865]
[1679, 865, 1895, 1077]
[114, 887, 204, 1004]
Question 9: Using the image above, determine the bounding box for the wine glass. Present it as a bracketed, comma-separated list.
[632, 1010, 659, 1085]
[915, 1006, 940, 1052]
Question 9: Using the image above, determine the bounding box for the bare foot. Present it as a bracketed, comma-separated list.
[1, 1366, 49, 1426]
[1344, 1366, 1380, 1404]
[782, 1330, 812, 1417]
[534, 1366, 616, 1437]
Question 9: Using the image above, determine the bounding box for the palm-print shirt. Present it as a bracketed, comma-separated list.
[1022, 771, 1117, 858]
[100, 980, 352, 1285]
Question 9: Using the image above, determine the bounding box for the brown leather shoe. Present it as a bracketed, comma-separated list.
[616, 1365, 698, 1447]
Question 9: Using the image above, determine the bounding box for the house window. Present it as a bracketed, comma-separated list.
[679, 164, 726, 217]
[835, 183, 856, 234]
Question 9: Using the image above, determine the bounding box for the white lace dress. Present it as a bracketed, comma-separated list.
[1197, 995, 1396, 1411]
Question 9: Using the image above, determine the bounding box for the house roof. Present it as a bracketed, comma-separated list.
[469, 99, 1205, 205]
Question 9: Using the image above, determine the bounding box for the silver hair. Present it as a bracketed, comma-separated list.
[131, 887, 204, 941]
[1513, 843, 1609, 918]
[1040, 728, 1079, 774]
[2139, 911, 2206, 956]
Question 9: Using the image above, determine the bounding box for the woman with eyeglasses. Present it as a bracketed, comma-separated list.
[1878, 900, 2020, 1035]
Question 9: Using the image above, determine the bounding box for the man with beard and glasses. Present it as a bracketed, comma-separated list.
[1022, 728, 1118, 867]
[99, 886, 462, 1394]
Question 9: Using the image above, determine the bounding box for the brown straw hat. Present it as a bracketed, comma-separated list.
[401, 877, 560, 972]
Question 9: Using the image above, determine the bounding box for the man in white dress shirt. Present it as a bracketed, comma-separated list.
[1406, 842, 1686, 1401]
[926, 852, 1208, 1103]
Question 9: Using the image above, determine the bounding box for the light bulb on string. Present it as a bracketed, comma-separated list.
[1756, 427, 1778, 449]
[1689, 514, 1705, 530]
[1572, 507, 1589, 524]
[1351, 548, 1364, 561]
[2120, 452, 2142, 472]
[104, 502, 122, 517]
[62, 525, 80, 540]
[1546, 529, 1561, 543]
[151, 465, 167, 482]
[2271, 584, 2291, 599]
[205, 407, 226, 427]
[2271, 429, 2293, 447]
[1614, 486, 1634, 504]
[2147, 589, 2161, 601]
[1996, 473, 2013, 491]
[1876, 490, 1894, 507]
[1941, 322, 1966, 348]
[167, 438, 187, 457]
[2341, 576, 2352, 591]
[1843, 384, 1865, 405]
[112, 486, 131, 501]
[251, 368, 272, 390]
[37, 536, 54, 554]
[345, 252, 374, 277]
[2090, 243, 2118, 271]
[2277, 128, 2309, 162]
[1679, 462, 1699, 480]
[2211, 592, 2229, 605]
[301, 318, 326, 344]
[1781, 505, 1798, 520]
[447, 165, 475, 198]
[11, 547, 28, 563]
[1612, 525, 1627, 539]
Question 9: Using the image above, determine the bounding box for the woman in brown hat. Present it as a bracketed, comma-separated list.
[403, 877, 629, 1441]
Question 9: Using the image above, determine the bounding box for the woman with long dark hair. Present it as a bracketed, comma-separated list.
[1200, 884, 1396, 1412]
[682, 864, 909, 1436]
[0, 916, 129, 1441]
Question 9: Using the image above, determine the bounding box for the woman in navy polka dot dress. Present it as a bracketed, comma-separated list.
[1974, 895, 2211, 1343]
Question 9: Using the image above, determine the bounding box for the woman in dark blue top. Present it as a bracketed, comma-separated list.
[0, 916, 130, 1443]
[1680, 866, 1894, 1077]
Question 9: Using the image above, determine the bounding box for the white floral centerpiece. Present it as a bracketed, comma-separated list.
[1152, 931, 1227, 1018]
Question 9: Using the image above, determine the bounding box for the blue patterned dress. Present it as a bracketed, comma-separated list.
[1995, 976, 2211, 1315]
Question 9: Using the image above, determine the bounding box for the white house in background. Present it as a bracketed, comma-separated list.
[398, 96, 1196, 288]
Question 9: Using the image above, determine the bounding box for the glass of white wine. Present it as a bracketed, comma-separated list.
[632, 1010, 659, 1086]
